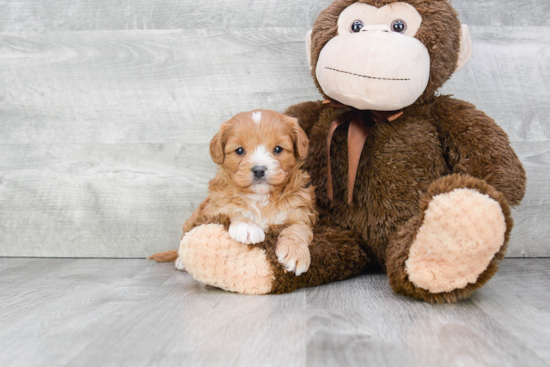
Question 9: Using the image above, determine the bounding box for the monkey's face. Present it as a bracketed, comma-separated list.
[316, 2, 429, 111]
[308, 1, 472, 111]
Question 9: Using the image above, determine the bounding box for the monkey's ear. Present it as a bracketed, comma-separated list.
[210, 122, 231, 165]
[455, 24, 473, 73]
[306, 30, 313, 70]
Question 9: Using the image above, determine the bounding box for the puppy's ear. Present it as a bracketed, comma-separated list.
[285, 116, 309, 160]
[209, 132, 224, 165]
[209, 121, 231, 165]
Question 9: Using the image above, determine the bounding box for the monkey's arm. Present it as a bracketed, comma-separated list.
[433, 96, 526, 206]
[285, 101, 327, 135]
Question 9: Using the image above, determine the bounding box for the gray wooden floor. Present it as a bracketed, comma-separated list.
[0, 258, 548, 367]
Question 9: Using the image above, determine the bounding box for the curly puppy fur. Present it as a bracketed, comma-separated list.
[151, 110, 317, 276]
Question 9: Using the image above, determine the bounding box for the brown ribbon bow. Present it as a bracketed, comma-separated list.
[324, 101, 403, 204]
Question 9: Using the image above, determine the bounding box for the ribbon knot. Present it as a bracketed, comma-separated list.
[325, 103, 403, 204]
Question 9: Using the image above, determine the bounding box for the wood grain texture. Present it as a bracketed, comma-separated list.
[0, 141, 548, 257]
[1, 27, 548, 143]
[0, 28, 314, 257]
[0, 143, 214, 257]
[306, 258, 550, 367]
[0, 258, 307, 367]
[0, 29, 315, 145]
[0, 258, 548, 367]
[440, 27, 550, 142]
[509, 142, 550, 257]
[0, 17, 548, 256]
[0, 0, 547, 32]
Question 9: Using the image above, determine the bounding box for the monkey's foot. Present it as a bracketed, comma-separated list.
[179, 224, 274, 295]
[405, 188, 506, 293]
[387, 174, 512, 303]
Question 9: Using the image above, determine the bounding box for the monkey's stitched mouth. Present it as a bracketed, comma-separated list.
[325, 67, 410, 81]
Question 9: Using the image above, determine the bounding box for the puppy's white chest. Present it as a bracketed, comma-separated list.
[241, 210, 289, 230]
[240, 195, 289, 230]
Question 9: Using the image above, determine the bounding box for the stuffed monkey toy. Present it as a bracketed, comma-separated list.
[163, 0, 527, 303]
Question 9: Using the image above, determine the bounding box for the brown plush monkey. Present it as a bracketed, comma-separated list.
[157, 0, 527, 303]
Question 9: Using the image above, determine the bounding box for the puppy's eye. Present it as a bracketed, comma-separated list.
[235, 148, 245, 156]
[391, 20, 407, 33]
[351, 20, 364, 33]
[274, 146, 283, 154]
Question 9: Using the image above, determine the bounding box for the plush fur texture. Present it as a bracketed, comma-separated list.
[405, 188, 506, 293]
[386, 174, 513, 303]
[180, 221, 274, 295]
[153, 0, 527, 303]
[309, 0, 462, 105]
[314, 2, 433, 111]
[280, 97, 523, 302]
[176, 214, 377, 295]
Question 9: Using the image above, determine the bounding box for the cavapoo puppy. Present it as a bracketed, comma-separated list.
[150, 109, 316, 276]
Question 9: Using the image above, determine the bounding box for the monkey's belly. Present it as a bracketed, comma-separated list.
[308, 117, 450, 263]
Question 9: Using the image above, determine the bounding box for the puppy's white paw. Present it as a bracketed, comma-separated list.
[276, 239, 311, 276]
[175, 257, 186, 272]
[229, 222, 265, 245]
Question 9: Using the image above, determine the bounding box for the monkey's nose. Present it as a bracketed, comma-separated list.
[361, 24, 391, 33]
[252, 166, 267, 179]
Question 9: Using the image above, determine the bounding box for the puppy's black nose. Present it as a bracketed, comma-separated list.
[252, 166, 267, 179]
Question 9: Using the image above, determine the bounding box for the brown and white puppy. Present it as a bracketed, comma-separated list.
[151, 110, 316, 275]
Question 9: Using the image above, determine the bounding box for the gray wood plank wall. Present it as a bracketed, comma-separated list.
[0, 0, 549, 257]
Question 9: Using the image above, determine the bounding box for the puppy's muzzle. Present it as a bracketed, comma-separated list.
[252, 166, 267, 181]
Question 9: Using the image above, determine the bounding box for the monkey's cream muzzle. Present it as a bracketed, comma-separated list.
[316, 30, 430, 111]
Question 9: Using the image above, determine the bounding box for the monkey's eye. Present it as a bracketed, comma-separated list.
[235, 148, 245, 156]
[351, 20, 364, 33]
[274, 146, 284, 154]
[391, 20, 407, 33]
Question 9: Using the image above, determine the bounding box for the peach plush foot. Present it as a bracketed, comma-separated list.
[179, 223, 275, 295]
[405, 188, 507, 293]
